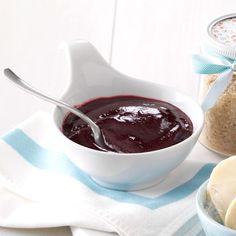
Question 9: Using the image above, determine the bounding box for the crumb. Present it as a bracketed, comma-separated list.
[199, 74, 236, 155]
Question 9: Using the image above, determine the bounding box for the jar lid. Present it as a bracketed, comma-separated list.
[204, 13, 236, 59]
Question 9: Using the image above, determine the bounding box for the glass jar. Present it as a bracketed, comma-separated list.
[196, 14, 236, 156]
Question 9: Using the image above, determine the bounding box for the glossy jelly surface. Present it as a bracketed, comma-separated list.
[62, 96, 193, 153]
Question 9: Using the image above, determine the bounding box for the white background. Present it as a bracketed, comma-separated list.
[0, 0, 235, 235]
[1, 0, 236, 135]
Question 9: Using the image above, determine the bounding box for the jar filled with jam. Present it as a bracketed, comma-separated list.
[194, 14, 236, 156]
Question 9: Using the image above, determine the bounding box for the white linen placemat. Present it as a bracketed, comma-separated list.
[0, 111, 212, 236]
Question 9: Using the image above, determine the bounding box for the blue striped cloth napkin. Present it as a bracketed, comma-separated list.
[0, 112, 213, 236]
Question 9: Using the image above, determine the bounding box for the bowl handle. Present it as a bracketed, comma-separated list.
[66, 40, 109, 77]
[59, 40, 129, 104]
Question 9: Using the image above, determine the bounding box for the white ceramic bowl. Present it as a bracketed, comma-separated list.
[196, 180, 236, 236]
[52, 41, 204, 190]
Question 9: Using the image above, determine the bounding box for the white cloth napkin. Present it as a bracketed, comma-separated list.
[0, 111, 213, 236]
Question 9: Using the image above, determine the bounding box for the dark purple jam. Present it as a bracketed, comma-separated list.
[62, 96, 193, 153]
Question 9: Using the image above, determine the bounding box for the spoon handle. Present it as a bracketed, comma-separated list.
[3, 68, 102, 146]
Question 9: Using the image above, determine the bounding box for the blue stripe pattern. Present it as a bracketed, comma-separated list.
[196, 230, 206, 236]
[173, 214, 202, 236]
[2, 129, 215, 210]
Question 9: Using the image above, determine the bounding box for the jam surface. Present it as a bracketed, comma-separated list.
[62, 96, 193, 153]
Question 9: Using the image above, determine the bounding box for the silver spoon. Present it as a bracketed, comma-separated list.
[3, 68, 104, 147]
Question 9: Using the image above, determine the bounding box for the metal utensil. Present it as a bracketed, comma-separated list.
[3, 68, 104, 147]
